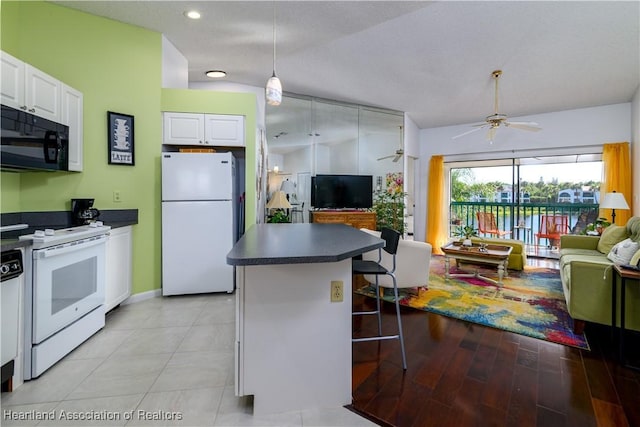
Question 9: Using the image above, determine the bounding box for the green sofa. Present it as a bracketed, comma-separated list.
[559, 216, 640, 333]
[470, 237, 526, 271]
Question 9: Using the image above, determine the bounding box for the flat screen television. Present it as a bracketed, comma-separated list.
[312, 174, 373, 209]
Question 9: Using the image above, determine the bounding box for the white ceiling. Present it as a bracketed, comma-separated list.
[54, 1, 640, 129]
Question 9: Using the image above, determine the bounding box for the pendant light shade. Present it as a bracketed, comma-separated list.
[266, 73, 282, 106]
[265, 3, 282, 106]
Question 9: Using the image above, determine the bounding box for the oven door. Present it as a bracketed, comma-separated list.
[31, 235, 106, 344]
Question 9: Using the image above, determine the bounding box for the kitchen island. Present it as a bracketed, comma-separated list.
[227, 223, 383, 415]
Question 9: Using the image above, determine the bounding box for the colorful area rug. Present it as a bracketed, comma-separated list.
[355, 255, 589, 350]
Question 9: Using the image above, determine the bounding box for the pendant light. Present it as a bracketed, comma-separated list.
[265, 3, 282, 106]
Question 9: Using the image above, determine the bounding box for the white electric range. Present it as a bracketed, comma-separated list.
[19, 223, 111, 379]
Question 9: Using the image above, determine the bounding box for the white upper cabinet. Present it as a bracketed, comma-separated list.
[203, 114, 244, 147]
[1, 51, 84, 172]
[163, 112, 245, 147]
[24, 64, 61, 122]
[1, 51, 25, 109]
[1, 51, 63, 122]
[61, 84, 83, 171]
[163, 112, 205, 145]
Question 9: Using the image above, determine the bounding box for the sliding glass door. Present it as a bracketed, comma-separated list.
[448, 154, 602, 255]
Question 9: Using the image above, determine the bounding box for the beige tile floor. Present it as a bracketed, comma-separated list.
[1, 294, 375, 427]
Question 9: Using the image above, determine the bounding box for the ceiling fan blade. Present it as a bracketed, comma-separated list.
[452, 126, 486, 140]
[377, 154, 395, 161]
[392, 153, 402, 162]
[504, 121, 542, 132]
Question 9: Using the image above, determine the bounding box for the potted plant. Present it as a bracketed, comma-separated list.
[267, 210, 290, 223]
[455, 225, 478, 247]
[585, 217, 611, 235]
[372, 189, 406, 234]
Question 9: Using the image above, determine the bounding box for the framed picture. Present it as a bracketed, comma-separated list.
[108, 111, 134, 165]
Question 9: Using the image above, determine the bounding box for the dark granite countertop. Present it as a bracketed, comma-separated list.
[227, 223, 384, 266]
[1, 209, 138, 252]
[0, 238, 31, 251]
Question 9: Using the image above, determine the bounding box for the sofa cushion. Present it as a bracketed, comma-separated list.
[597, 224, 629, 254]
[607, 238, 640, 265]
[560, 248, 603, 257]
[630, 248, 640, 266]
[560, 253, 612, 268]
[625, 216, 640, 241]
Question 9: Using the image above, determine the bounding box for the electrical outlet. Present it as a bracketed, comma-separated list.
[330, 280, 343, 302]
[113, 190, 122, 203]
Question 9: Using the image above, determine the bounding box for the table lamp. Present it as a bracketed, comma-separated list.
[599, 191, 629, 224]
[266, 190, 291, 210]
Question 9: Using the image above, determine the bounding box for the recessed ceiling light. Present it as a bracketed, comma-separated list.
[184, 10, 201, 19]
[205, 70, 227, 78]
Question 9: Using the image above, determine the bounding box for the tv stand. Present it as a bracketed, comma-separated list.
[311, 211, 376, 230]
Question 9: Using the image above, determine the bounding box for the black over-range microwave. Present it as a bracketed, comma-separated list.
[1, 104, 69, 172]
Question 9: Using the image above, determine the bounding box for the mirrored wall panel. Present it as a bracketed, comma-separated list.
[266, 94, 404, 217]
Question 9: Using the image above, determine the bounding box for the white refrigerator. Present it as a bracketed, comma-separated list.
[161, 152, 236, 295]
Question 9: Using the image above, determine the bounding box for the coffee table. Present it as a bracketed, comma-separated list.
[440, 241, 513, 286]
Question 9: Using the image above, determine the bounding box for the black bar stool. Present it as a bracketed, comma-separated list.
[352, 227, 407, 370]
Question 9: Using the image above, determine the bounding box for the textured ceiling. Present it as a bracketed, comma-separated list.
[54, 1, 640, 129]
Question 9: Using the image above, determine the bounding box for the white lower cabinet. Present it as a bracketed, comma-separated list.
[105, 226, 133, 312]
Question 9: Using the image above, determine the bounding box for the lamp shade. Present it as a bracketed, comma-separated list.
[600, 192, 630, 210]
[280, 179, 295, 194]
[266, 74, 282, 106]
[266, 191, 291, 209]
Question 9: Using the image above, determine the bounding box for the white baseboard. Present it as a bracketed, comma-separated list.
[121, 289, 161, 306]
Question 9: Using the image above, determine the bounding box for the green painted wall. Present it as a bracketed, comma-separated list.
[0, 173, 21, 212]
[1, 1, 162, 295]
[1, 2, 257, 295]
[161, 89, 257, 227]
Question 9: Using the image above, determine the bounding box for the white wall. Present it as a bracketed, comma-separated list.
[330, 140, 358, 174]
[403, 114, 420, 159]
[161, 36, 188, 88]
[414, 103, 634, 242]
[285, 147, 313, 177]
[404, 114, 420, 219]
[191, 81, 266, 130]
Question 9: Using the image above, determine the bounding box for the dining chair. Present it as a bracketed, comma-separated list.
[352, 227, 407, 370]
[476, 212, 512, 238]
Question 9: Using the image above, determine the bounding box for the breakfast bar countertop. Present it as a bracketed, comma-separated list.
[226, 223, 384, 266]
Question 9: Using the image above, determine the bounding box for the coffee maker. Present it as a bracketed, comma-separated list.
[71, 198, 100, 225]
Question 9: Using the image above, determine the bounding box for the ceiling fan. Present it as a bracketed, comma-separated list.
[453, 70, 542, 142]
[378, 126, 404, 162]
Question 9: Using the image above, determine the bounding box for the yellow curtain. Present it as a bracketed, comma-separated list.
[601, 142, 632, 224]
[426, 155, 448, 254]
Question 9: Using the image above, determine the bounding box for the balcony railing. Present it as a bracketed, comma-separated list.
[449, 201, 600, 245]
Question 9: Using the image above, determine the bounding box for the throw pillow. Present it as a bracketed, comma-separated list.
[629, 248, 640, 267]
[597, 224, 629, 254]
[607, 238, 640, 265]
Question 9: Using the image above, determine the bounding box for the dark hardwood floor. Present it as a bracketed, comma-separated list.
[350, 258, 640, 427]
